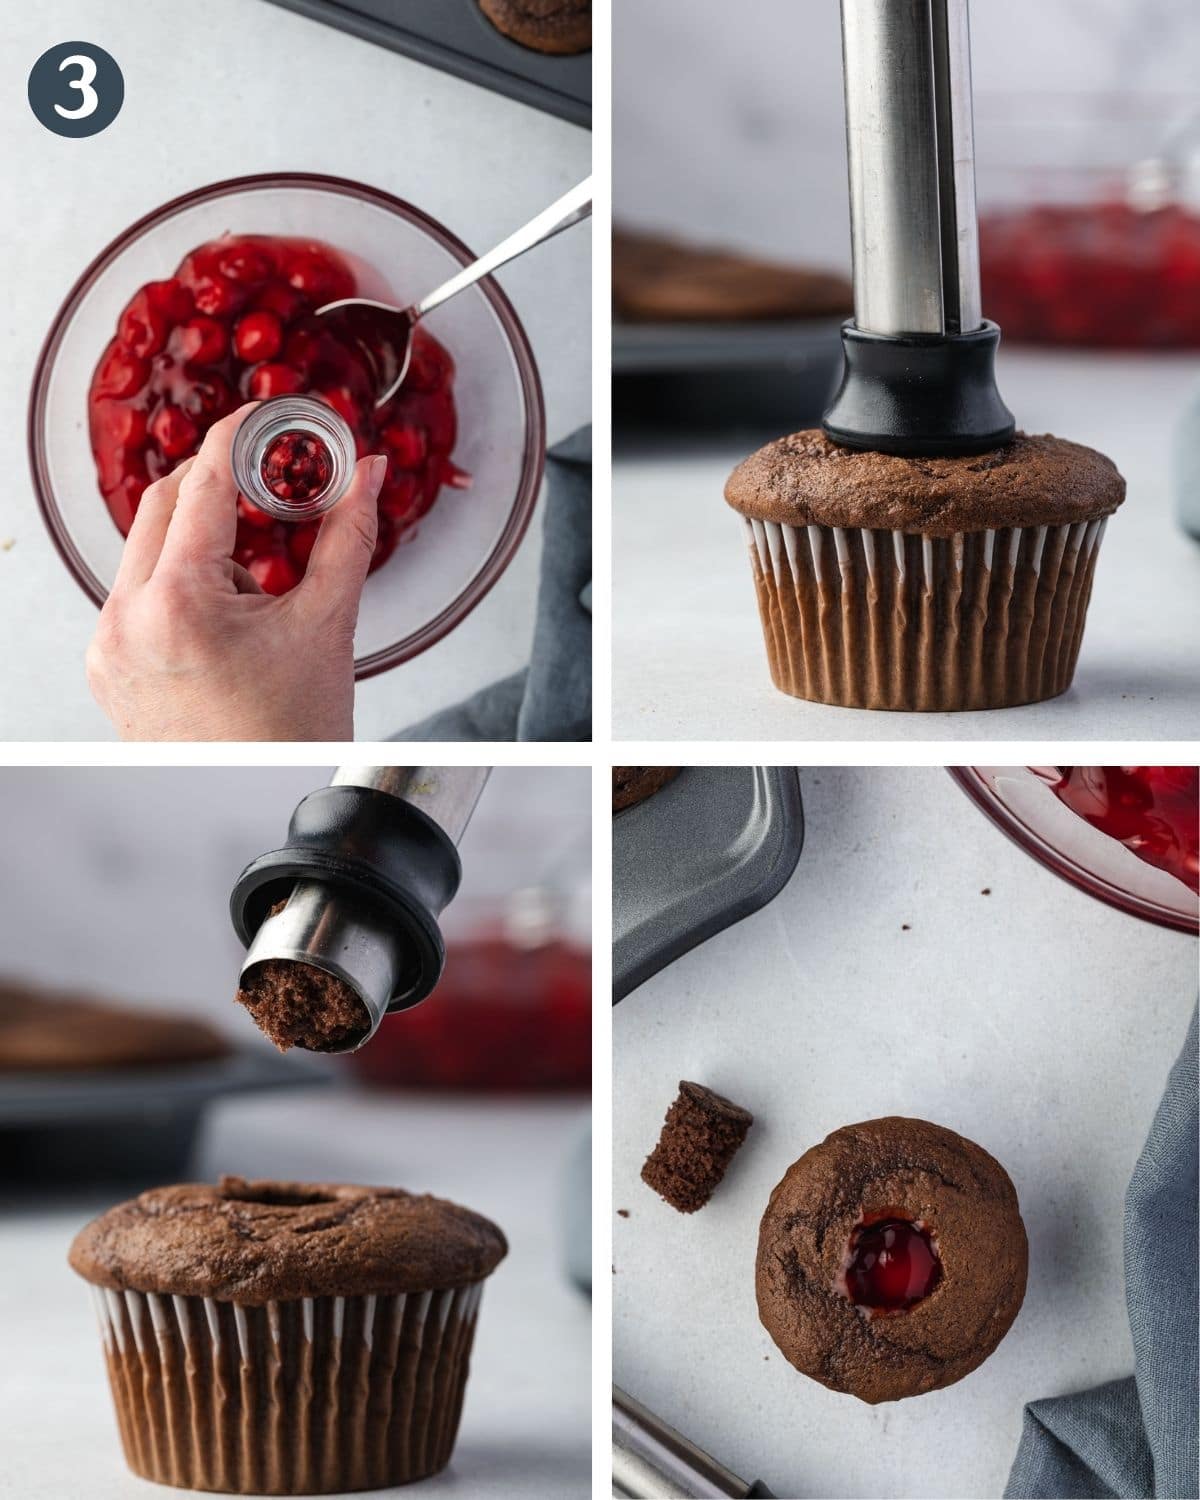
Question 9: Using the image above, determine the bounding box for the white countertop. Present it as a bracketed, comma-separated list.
[613, 766, 1197, 1500]
[1, 1088, 591, 1499]
[614, 351, 1200, 741]
[0, 0, 589, 742]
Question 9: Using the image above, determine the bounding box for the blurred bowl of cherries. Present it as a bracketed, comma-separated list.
[29, 174, 545, 676]
[346, 887, 591, 1092]
[951, 767, 1199, 934]
[976, 94, 1200, 348]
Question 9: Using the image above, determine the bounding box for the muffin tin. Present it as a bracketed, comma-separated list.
[266, 0, 590, 126]
[0, 1049, 322, 1183]
[613, 766, 804, 1002]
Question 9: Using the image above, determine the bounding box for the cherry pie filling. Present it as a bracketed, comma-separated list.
[1048, 766, 1199, 895]
[840, 1212, 942, 1314]
[260, 430, 333, 505]
[88, 233, 469, 595]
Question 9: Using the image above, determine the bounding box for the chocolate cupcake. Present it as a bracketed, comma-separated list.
[613, 229, 852, 323]
[69, 1176, 506, 1493]
[724, 430, 1124, 710]
[756, 1118, 1027, 1404]
[612, 766, 679, 813]
[0, 984, 229, 1071]
[478, 0, 591, 55]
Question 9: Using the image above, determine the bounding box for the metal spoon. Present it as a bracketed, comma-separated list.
[315, 175, 591, 408]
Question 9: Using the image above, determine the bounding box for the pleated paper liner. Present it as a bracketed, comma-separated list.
[91, 1282, 484, 1494]
[743, 516, 1108, 711]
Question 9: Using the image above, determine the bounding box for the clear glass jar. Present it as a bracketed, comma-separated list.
[231, 395, 356, 522]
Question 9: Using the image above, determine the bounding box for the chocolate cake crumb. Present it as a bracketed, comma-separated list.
[617, 1208, 630, 1218]
[236, 959, 370, 1053]
[641, 1080, 753, 1213]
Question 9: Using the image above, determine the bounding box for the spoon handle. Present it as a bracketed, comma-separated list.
[412, 175, 592, 320]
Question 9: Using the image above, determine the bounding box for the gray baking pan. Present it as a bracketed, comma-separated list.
[613, 767, 804, 1003]
[0, 1048, 325, 1183]
[265, 0, 590, 127]
[612, 321, 843, 436]
[612, 318, 843, 375]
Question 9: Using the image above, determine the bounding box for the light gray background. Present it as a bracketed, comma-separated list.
[0, 765, 590, 1020]
[0, 1, 589, 741]
[612, 0, 1200, 741]
[613, 766, 1197, 1500]
[615, 0, 1200, 268]
[0, 765, 591, 1499]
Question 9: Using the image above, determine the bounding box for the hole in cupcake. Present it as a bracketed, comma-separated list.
[221, 1183, 338, 1209]
[839, 1210, 942, 1313]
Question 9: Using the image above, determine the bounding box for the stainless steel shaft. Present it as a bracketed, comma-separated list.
[238, 767, 490, 1050]
[612, 1387, 771, 1498]
[840, 0, 982, 335]
[330, 766, 489, 842]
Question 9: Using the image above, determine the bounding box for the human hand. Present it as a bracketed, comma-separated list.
[86, 403, 387, 741]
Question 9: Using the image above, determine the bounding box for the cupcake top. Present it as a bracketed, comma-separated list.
[724, 430, 1125, 537]
[69, 1175, 507, 1305]
[756, 1117, 1027, 1404]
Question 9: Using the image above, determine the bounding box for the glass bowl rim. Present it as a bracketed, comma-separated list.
[26, 170, 547, 680]
[949, 766, 1199, 936]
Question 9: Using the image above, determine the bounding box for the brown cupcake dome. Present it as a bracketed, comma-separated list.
[478, 0, 591, 55]
[612, 766, 679, 813]
[0, 985, 230, 1071]
[756, 1118, 1028, 1405]
[724, 431, 1125, 712]
[71, 1178, 506, 1494]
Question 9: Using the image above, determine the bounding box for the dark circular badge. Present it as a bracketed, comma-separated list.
[28, 42, 124, 138]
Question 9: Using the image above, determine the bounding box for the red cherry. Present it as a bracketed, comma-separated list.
[237, 495, 275, 530]
[149, 404, 199, 461]
[247, 552, 300, 595]
[248, 362, 304, 399]
[316, 385, 358, 427]
[285, 246, 353, 303]
[844, 1218, 941, 1311]
[260, 430, 333, 504]
[217, 241, 274, 285]
[174, 316, 228, 366]
[94, 341, 149, 399]
[148, 278, 194, 323]
[179, 372, 233, 422]
[382, 423, 427, 468]
[192, 273, 245, 319]
[234, 311, 283, 363]
[254, 281, 306, 322]
[118, 287, 170, 357]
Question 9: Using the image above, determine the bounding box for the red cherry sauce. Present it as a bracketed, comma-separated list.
[260, 430, 332, 505]
[87, 233, 470, 594]
[980, 201, 1200, 348]
[1050, 767, 1199, 895]
[843, 1214, 941, 1313]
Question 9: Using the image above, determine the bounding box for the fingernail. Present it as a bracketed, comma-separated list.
[367, 455, 388, 496]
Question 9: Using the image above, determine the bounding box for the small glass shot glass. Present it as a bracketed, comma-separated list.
[231, 395, 356, 523]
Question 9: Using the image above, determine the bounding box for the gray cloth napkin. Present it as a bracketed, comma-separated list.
[393, 427, 591, 742]
[1005, 1006, 1199, 1500]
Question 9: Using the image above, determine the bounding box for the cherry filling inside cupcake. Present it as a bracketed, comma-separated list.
[842, 1213, 942, 1312]
[260, 430, 333, 504]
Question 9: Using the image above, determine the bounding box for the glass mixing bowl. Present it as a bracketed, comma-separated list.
[28, 173, 545, 678]
[951, 767, 1199, 935]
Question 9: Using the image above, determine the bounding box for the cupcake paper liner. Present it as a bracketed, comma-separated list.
[743, 515, 1108, 710]
[91, 1282, 484, 1494]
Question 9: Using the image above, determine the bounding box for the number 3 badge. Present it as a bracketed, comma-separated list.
[28, 42, 124, 137]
